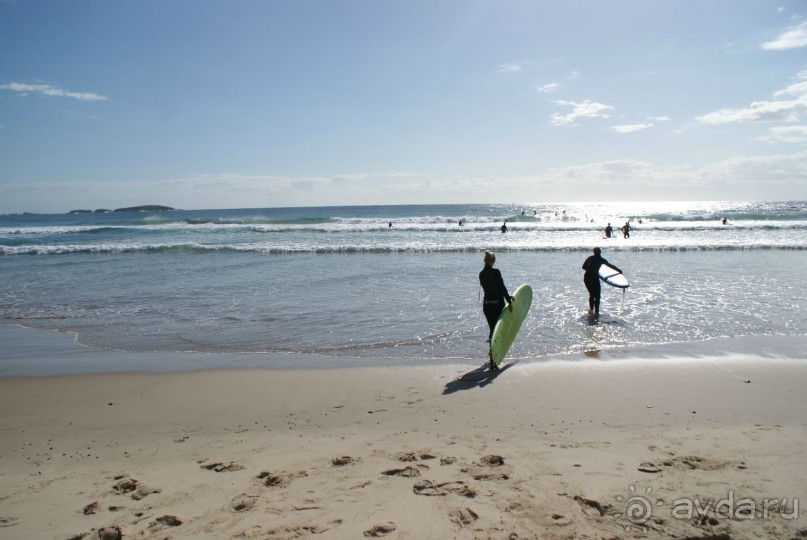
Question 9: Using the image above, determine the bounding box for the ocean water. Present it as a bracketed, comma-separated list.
[1, 201, 805, 373]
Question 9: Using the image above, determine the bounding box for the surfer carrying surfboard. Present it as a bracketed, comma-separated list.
[582, 247, 622, 317]
[479, 250, 513, 347]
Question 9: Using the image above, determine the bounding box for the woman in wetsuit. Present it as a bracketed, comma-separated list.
[582, 247, 621, 317]
[479, 250, 513, 349]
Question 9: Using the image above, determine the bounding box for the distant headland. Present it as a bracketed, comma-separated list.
[68, 205, 176, 214]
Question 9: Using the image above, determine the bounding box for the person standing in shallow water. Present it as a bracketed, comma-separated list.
[479, 251, 513, 369]
[582, 247, 621, 317]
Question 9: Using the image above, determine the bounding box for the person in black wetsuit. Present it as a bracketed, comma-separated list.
[479, 250, 513, 368]
[604, 223, 613, 238]
[582, 247, 621, 317]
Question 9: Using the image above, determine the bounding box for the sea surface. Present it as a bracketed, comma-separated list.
[1, 201, 805, 374]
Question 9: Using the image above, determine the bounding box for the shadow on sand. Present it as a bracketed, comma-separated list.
[442, 361, 519, 395]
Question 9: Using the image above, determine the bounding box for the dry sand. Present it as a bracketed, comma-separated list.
[1, 353, 806, 539]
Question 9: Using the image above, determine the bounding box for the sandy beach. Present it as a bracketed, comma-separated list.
[1, 331, 805, 539]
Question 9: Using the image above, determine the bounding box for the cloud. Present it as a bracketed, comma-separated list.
[499, 62, 525, 72]
[551, 99, 613, 126]
[773, 72, 807, 97]
[4, 150, 806, 213]
[695, 71, 807, 124]
[0, 82, 107, 101]
[760, 125, 807, 143]
[762, 21, 807, 50]
[537, 82, 561, 93]
[695, 151, 807, 183]
[544, 151, 807, 190]
[612, 123, 653, 133]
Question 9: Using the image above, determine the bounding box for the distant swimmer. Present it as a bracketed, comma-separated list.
[722, 218, 728, 225]
[582, 247, 622, 318]
[622, 221, 632, 239]
[604, 223, 613, 238]
[459, 219, 464, 226]
[479, 250, 513, 370]
[500, 221, 508, 233]
[389, 221, 393, 228]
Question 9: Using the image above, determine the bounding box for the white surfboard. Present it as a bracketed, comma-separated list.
[598, 264, 629, 288]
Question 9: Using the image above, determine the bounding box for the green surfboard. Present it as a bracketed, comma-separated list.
[489, 284, 533, 367]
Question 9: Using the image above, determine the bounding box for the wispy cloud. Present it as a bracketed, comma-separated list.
[695, 71, 807, 124]
[762, 21, 807, 50]
[537, 82, 561, 93]
[0, 82, 107, 101]
[612, 123, 653, 133]
[498, 62, 525, 72]
[759, 125, 807, 143]
[545, 151, 807, 189]
[551, 99, 613, 126]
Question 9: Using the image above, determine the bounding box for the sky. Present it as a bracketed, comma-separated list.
[0, 0, 805, 213]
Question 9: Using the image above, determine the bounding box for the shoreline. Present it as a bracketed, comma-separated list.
[0, 328, 805, 538]
[2, 323, 806, 378]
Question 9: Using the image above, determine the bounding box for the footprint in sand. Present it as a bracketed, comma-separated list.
[96, 527, 122, 540]
[200, 461, 245, 472]
[573, 495, 612, 517]
[231, 494, 258, 512]
[638, 454, 744, 473]
[463, 454, 509, 480]
[382, 465, 422, 478]
[363, 522, 397, 537]
[449, 508, 479, 526]
[131, 485, 162, 500]
[112, 478, 138, 494]
[413, 480, 476, 498]
[111, 478, 161, 500]
[331, 456, 357, 467]
[478, 455, 505, 467]
[396, 450, 437, 462]
[82, 501, 99, 515]
[147, 515, 183, 533]
[269, 524, 333, 536]
[256, 470, 307, 487]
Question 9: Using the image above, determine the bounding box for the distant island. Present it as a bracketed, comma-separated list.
[68, 205, 176, 214]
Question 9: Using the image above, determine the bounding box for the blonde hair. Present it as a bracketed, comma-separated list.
[484, 250, 496, 264]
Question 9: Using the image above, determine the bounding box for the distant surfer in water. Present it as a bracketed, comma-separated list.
[622, 221, 632, 239]
[480, 250, 513, 369]
[582, 247, 621, 318]
[500, 221, 508, 233]
[604, 223, 613, 238]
